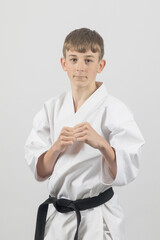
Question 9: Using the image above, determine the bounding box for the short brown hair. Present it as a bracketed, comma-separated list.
[62, 28, 104, 62]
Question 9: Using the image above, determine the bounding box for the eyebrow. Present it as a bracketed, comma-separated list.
[68, 54, 95, 58]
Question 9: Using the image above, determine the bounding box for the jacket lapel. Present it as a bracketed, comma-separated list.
[67, 81, 108, 125]
[54, 81, 109, 140]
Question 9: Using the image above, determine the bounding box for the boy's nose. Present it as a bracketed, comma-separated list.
[76, 61, 86, 71]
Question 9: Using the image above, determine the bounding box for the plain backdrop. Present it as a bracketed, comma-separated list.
[0, 0, 159, 239]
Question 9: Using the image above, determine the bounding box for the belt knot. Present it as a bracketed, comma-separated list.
[56, 198, 73, 207]
[53, 197, 74, 212]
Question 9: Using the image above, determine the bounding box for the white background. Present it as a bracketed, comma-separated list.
[0, 0, 159, 239]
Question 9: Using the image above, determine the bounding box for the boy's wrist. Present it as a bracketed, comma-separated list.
[51, 144, 61, 155]
[98, 137, 108, 151]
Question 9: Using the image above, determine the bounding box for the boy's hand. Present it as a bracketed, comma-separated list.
[73, 122, 104, 150]
[55, 122, 105, 154]
[54, 127, 75, 153]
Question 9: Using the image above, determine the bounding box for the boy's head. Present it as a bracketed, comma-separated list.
[61, 28, 106, 89]
[62, 28, 104, 62]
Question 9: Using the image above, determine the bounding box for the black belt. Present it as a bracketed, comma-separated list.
[34, 187, 114, 240]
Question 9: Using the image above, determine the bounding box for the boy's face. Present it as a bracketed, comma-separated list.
[60, 49, 106, 89]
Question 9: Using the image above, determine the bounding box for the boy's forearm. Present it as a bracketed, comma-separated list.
[36, 145, 60, 178]
[99, 138, 117, 179]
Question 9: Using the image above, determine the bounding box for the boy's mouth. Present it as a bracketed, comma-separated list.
[75, 76, 86, 78]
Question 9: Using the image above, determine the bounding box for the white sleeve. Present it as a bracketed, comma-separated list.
[101, 99, 145, 187]
[24, 103, 52, 182]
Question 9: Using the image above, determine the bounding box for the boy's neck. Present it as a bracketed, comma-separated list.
[71, 81, 101, 113]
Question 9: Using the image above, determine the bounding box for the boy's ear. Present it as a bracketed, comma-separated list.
[97, 59, 106, 73]
[60, 57, 67, 71]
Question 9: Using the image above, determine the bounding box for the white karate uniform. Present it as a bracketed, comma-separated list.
[25, 81, 145, 240]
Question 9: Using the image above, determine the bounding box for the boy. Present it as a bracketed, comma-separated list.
[25, 28, 145, 240]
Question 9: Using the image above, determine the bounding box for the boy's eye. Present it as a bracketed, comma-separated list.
[71, 58, 77, 62]
[85, 59, 91, 63]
